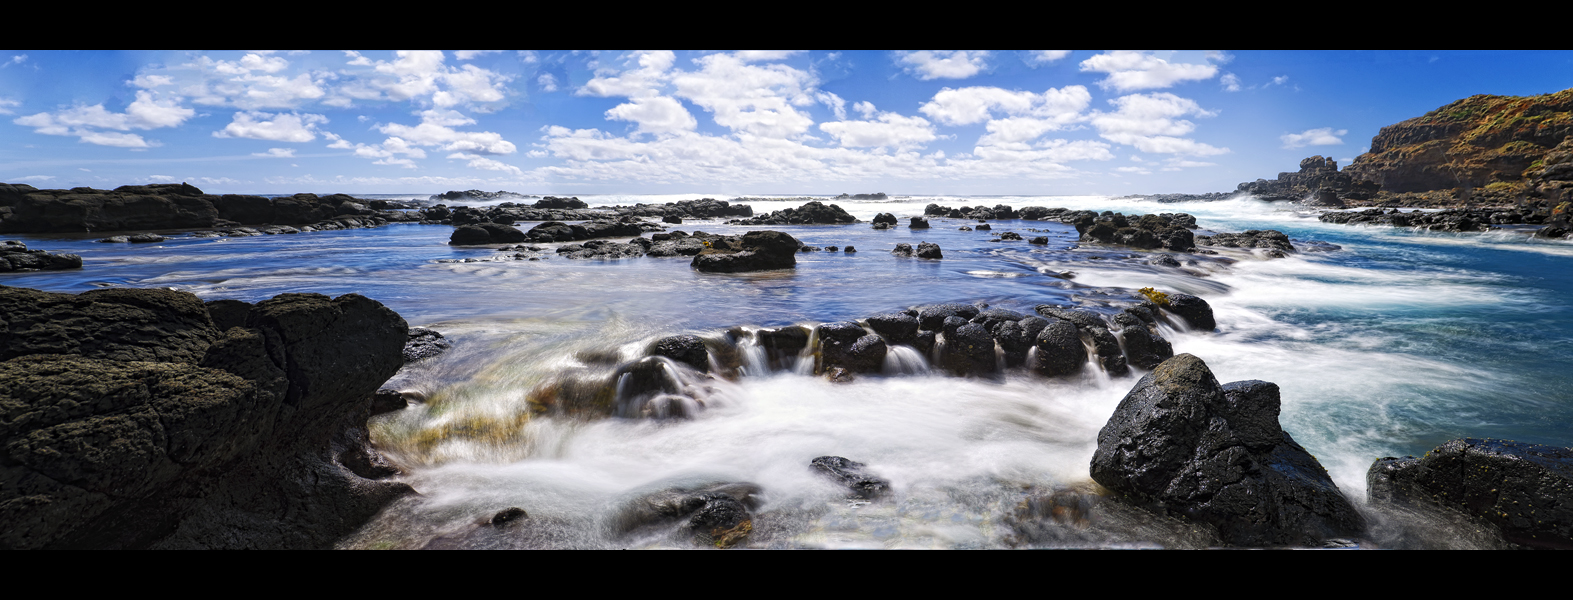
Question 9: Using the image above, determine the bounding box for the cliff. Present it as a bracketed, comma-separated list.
[1343, 88, 1573, 193]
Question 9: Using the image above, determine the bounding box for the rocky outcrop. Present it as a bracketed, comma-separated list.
[1194, 230, 1296, 257]
[1343, 89, 1573, 193]
[1367, 438, 1573, 549]
[429, 189, 538, 203]
[0, 240, 81, 272]
[727, 201, 857, 225]
[1236, 156, 1380, 202]
[449, 223, 528, 245]
[0, 286, 414, 549]
[1318, 207, 1498, 232]
[923, 203, 1018, 220]
[611, 482, 761, 548]
[691, 230, 799, 273]
[1072, 211, 1197, 252]
[1090, 354, 1364, 546]
[811, 456, 890, 500]
[0, 183, 400, 234]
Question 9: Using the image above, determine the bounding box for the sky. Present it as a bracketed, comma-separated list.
[2, 50, 1570, 197]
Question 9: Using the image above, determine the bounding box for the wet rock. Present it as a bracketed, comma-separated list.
[691, 230, 799, 273]
[612, 482, 762, 548]
[728, 201, 856, 225]
[1194, 230, 1295, 254]
[650, 334, 710, 372]
[909, 216, 930, 229]
[1164, 293, 1216, 331]
[1090, 354, 1364, 546]
[404, 327, 452, 363]
[1028, 236, 1048, 245]
[816, 322, 886, 375]
[917, 303, 980, 331]
[811, 456, 891, 500]
[843, 246, 855, 253]
[1033, 319, 1086, 377]
[450, 223, 526, 245]
[872, 213, 897, 226]
[0, 240, 82, 272]
[915, 242, 943, 259]
[756, 326, 810, 371]
[891, 243, 914, 257]
[1367, 438, 1573, 549]
[939, 322, 997, 377]
[865, 312, 919, 346]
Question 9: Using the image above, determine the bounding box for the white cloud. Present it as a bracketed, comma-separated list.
[0, 98, 19, 115]
[816, 91, 846, 121]
[735, 51, 802, 62]
[578, 50, 676, 98]
[253, 148, 296, 157]
[13, 175, 54, 182]
[147, 175, 177, 182]
[1090, 92, 1228, 156]
[377, 109, 515, 154]
[1281, 127, 1347, 148]
[897, 50, 990, 80]
[214, 111, 328, 142]
[919, 85, 1090, 126]
[455, 50, 501, 60]
[1220, 73, 1241, 92]
[447, 152, 524, 176]
[2, 54, 25, 68]
[1272, 75, 1289, 85]
[605, 96, 698, 135]
[854, 101, 876, 118]
[671, 52, 819, 138]
[819, 112, 937, 149]
[1025, 51, 1071, 66]
[13, 90, 192, 148]
[1078, 51, 1218, 92]
[538, 72, 559, 92]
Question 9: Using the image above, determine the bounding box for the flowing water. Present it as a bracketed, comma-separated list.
[5, 194, 1571, 548]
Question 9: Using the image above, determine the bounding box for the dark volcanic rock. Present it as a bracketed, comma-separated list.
[0, 287, 413, 549]
[1032, 319, 1086, 377]
[1194, 230, 1295, 255]
[404, 327, 452, 363]
[0, 240, 82, 272]
[649, 334, 710, 372]
[728, 201, 856, 225]
[915, 242, 942, 259]
[811, 456, 891, 500]
[449, 223, 527, 245]
[865, 312, 919, 346]
[909, 216, 929, 229]
[691, 230, 799, 273]
[612, 482, 762, 548]
[1089, 354, 1363, 546]
[1367, 438, 1573, 549]
[1164, 293, 1216, 331]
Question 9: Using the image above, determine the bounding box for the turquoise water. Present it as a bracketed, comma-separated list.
[5, 194, 1569, 547]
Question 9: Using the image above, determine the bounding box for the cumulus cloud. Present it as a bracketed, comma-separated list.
[0, 98, 19, 115]
[538, 72, 559, 92]
[578, 50, 676, 98]
[671, 52, 819, 138]
[1281, 127, 1347, 148]
[1078, 51, 1218, 92]
[605, 96, 698, 135]
[1220, 73, 1241, 92]
[455, 50, 502, 60]
[897, 51, 990, 80]
[819, 110, 937, 149]
[919, 85, 1090, 126]
[214, 111, 328, 142]
[1025, 51, 1071, 66]
[13, 90, 193, 148]
[1089, 92, 1228, 156]
[377, 109, 516, 154]
[447, 152, 524, 176]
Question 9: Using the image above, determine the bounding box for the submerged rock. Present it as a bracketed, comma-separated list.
[1, 240, 82, 272]
[811, 456, 891, 500]
[611, 482, 762, 548]
[1089, 354, 1364, 546]
[691, 230, 799, 272]
[404, 327, 452, 363]
[1367, 438, 1573, 549]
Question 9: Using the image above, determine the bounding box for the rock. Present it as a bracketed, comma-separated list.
[728, 201, 856, 225]
[649, 334, 709, 372]
[891, 243, 914, 257]
[404, 327, 452, 363]
[811, 456, 891, 500]
[611, 482, 762, 548]
[1089, 355, 1363, 546]
[1032, 319, 1085, 377]
[1194, 230, 1295, 254]
[0, 241, 82, 272]
[872, 213, 897, 226]
[865, 312, 919, 346]
[909, 216, 930, 229]
[1164, 293, 1216, 331]
[938, 322, 997, 377]
[0, 287, 414, 549]
[1367, 438, 1573, 549]
[448, 223, 527, 245]
[915, 242, 942, 259]
[691, 230, 799, 272]
[817, 322, 886, 375]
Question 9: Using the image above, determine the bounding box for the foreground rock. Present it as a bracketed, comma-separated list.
[1368, 438, 1573, 549]
[0, 285, 413, 549]
[611, 482, 762, 548]
[1, 240, 81, 272]
[691, 230, 799, 272]
[1090, 354, 1364, 546]
[811, 456, 890, 500]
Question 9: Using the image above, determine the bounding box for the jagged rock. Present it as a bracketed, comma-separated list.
[915, 242, 942, 259]
[404, 327, 452, 363]
[865, 312, 918, 346]
[811, 456, 891, 500]
[649, 334, 709, 372]
[0, 241, 81, 272]
[1194, 230, 1295, 254]
[1367, 438, 1573, 549]
[872, 213, 897, 226]
[611, 482, 762, 548]
[891, 243, 914, 257]
[1164, 293, 1216, 331]
[728, 201, 856, 225]
[909, 216, 930, 229]
[1090, 354, 1364, 546]
[1032, 319, 1085, 377]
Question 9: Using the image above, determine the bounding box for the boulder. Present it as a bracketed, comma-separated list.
[811, 456, 891, 500]
[816, 322, 885, 375]
[0, 287, 414, 549]
[1164, 293, 1216, 331]
[1089, 354, 1364, 546]
[691, 230, 799, 273]
[1367, 438, 1573, 549]
[915, 242, 942, 259]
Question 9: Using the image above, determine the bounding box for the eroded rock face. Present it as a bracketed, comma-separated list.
[0, 241, 82, 272]
[1368, 438, 1573, 549]
[0, 286, 413, 549]
[1090, 354, 1363, 546]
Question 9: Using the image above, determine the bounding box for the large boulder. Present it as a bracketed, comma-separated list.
[1090, 354, 1363, 546]
[0, 287, 413, 549]
[1367, 438, 1573, 549]
[691, 230, 799, 273]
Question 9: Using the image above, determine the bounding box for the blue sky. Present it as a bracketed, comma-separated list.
[2, 50, 1569, 196]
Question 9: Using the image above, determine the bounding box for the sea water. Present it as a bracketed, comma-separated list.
[5, 194, 1570, 548]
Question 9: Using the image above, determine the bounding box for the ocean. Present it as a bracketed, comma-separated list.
[5, 193, 1569, 548]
